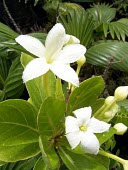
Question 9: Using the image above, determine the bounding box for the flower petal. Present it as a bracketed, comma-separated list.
[45, 23, 65, 57]
[73, 107, 92, 126]
[15, 35, 45, 58]
[87, 117, 111, 133]
[50, 62, 79, 86]
[80, 131, 100, 154]
[65, 116, 79, 133]
[55, 44, 86, 64]
[66, 131, 80, 149]
[22, 58, 49, 82]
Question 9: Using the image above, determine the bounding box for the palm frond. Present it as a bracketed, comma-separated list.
[86, 40, 128, 72]
[87, 4, 116, 28]
[103, 20, 128, 41]
[59, 8, 94, 47]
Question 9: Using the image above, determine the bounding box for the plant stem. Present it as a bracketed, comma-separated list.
[99, 150, 125, 165]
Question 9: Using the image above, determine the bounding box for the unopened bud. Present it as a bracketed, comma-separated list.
[104, 96, 115, 106]
[114, 86, 128, 102]
[104, 104, 119, 122]
[65, 34, 80, 45]
[77, 56, 86, 67]
[114, 123, 128, 135]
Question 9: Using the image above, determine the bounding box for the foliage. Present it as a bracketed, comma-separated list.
[58, 3, 128, 73]
[0, 1, 128, 170]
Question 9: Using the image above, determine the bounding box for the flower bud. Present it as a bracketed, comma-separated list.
[114, 123, 128, 135]
[103, 104, 119, 122]
[65, 34, 80, 45]
[77, 56, 86, 67]
[114, 86, 128, 102]
[104, 96, 115, 106]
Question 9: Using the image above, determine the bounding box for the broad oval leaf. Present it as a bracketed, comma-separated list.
[58, 146, 109, 170]
[21, 53, 56, 111]
[67, 76, 104, 115]
[0, 99, 40, 161]
[37, 97, 66, 169]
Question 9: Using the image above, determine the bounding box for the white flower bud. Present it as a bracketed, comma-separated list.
[77, 56, 86, 67]
[114, 86, 128, 102]
[114, 123, 127, 135]
[65, 34, 80, 45]
[104, 104, 119, 122]
[104, 96, 115, 106]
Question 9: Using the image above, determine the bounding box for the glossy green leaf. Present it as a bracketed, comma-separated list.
[38, 97, 65, 137]
[0, 99, 40, 162]
[0, 22, 18, 41]
[21, 53, 56, 111]
[0, 157, 38, 170]
[96, 127, 116, 145]
[0, 48, 10, 88]
[86, 40, 128, 73]
[67, 76, 104, 115]
[37, 97, 65, 169]
[4, 57, 24, 98]
[34, 156, 49, 170]
[58, 146, 109, 170]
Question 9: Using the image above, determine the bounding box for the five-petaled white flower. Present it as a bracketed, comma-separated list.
[15, 23, 86, 86]
[65, 107, 111, 154]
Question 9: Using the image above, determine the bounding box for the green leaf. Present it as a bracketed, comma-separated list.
[0, 48, 10, 88]
[103, 21, 128, 41]
[21, 53, 56, 111]
[58, 146, 109, 170]
[59, 7, 94, 47]
[34, 157, 49, 170]
[38, 97, 65, 137]
[0, 157, 38, 170]
[0, 22, 18, 41]
[28, 33, 47, 44]
[4, 57, 24, 98]
[0, 99, 40, 162]
[112, 100, 128, 126]
[96, 127, 116, 145]
[86, 40, 128, 73]
[67, 76, 104, 115]
[87, 4, 116, 28]
[37, 97, 66, 169]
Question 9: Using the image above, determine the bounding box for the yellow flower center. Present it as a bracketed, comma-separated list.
[80, 125, 88, 131]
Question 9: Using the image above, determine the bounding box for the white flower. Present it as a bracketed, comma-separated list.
[65, 107, 111, 154]
[15, 23, 86, 86]
[114, 86, 128, 102]
[114, 123, 127, 135]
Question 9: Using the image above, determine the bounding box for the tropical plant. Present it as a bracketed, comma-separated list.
[58, 3, 128, 73]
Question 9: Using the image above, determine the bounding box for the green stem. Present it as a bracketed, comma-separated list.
[99, 150, 125, 165]
[76, 65, 81, 76]
[43, 71, 50, 97]
[94, 99, 116, 118]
